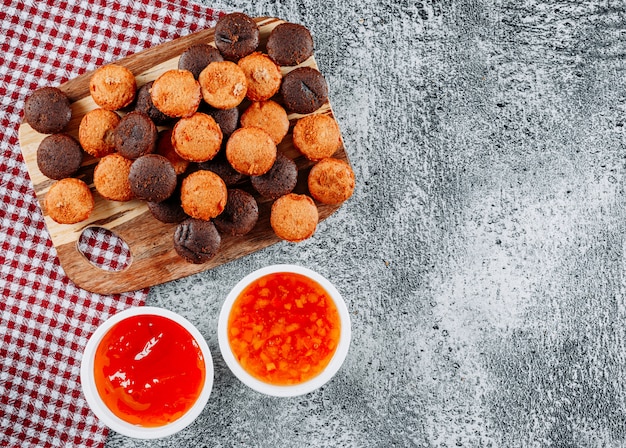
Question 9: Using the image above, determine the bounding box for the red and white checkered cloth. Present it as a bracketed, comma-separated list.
[0, 1, 222, 446]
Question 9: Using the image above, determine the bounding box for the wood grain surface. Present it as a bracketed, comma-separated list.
[18, 17, 350, 295]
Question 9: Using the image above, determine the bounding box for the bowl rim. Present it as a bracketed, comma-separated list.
[218, 264, 351, 397]
[80, 306, 214, 439]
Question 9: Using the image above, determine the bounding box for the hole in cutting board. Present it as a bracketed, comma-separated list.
[77, 227, 132, 272]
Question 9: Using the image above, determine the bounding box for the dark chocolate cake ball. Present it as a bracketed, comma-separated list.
[213, 188, 258, 236]
[128, 154, 177, 202]
[266, 22, 314, 66]
[250, 152, 297, 200]
[197, 150, 245, 186]
[114, 111, 158, 159]
[204, 106, 239, 137]
[214, 12, 259, 61]
[37, 133, 83, 180]
[147, 181, 187, 223]
[174, 218, 221, 264]
[24, 87, 72, 134]
[134, 81, 172, 125]
[280, 67, 328, 114]
[178, 44, 224, 79]
[147, 197, 188, 223]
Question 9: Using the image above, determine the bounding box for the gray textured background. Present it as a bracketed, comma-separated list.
[107, 0, 626, 447]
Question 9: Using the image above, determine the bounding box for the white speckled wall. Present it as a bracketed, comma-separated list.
[106, 1, 626, 446]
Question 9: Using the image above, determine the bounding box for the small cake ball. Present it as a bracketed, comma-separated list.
[307, 157, 355, 205]
[93, 153, 134, 202]
[270, 193, 318, 243]
[292, 113, 342, 161]
[45, 178, 94, 224]
[174, 218, 221, 264]
[78, 108, 120, 158]
[198, 61, 247, 110]
[180, 170, 228, 220]
[225, 127, 276, 176]
[24, 87, 72, 134]
[89, 64, 136, 110]
[150, 69, 202, 118]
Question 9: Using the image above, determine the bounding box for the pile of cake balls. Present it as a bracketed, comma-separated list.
[24, 12, 355, 264]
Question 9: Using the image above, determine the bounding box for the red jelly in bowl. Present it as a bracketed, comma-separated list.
[94, 314, 206, 427]
[81, 307, 213, 439]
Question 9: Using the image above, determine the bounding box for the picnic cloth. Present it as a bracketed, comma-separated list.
[0, 1, 222, 446]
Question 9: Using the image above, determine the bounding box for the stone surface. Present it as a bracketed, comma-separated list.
[106, 0, 626, 446]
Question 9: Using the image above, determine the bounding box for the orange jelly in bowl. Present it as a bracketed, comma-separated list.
[93, 314, 206, 427]
[227, 272, 341, 385]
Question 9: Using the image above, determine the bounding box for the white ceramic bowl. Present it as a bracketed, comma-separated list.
[218, 264, 351, 397]
[80, 306, 214, 439]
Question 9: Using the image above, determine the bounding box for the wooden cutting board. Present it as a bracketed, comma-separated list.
[18, 17, 351, 295]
